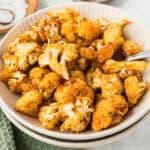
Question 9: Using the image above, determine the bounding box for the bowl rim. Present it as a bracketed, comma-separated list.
[2, 103, 149, 148]
[0, 1, 150, 141]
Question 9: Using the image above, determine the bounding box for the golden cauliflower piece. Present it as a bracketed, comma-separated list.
[2, 53, 18, 72]
[79, 47, 97, 60]
[100, 74, 123, 98]
[95, 17, 110, 32]
[30, 18, 61, 43]
[102, 59, 147, 79]
[61, 20, 77, 42]
[77, 20, 100, 41]
[18, 30, 39, 42]
[15, 90, 43, 117]
[91, 39, 114, 63]
[38, 103, 61, 129]
[70, 70, 86, 81]
[29, 67, 49, 87]
[48, 8, 80, 23]
[92, 95, 128, 131]
[124, 76, 148, 106]
[122, 40, 142, 56]
[86, 68, 102, 89]
[7, 71, 27, 93]
[38, 43, 78, 79]
[39, 72, 61, 99]
[0, 68, 13, 82]
[54, 78, 94, 104]
[8, 41, 42, 71]
[19, 79, 36, 94]
[60, 96, 94, 132]
[104, 19, 128, 50]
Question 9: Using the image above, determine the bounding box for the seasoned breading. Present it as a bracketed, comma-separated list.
[15, 90, 43, 117]
[122, 40, 142, 56]
[92, 95, 128, 131]
[124, 76, 148, 106]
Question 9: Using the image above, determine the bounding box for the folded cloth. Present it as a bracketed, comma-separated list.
[0, 109, 79, 150]
[0, 109, 16, 150]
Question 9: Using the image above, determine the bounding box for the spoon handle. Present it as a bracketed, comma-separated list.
[126, 50, 150, 61]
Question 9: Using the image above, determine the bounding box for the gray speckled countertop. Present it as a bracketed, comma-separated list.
[0, 0, 150, 150]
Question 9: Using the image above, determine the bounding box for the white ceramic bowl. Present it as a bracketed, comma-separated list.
[0, 2, 150, 141]
[1, 104, 149, 149]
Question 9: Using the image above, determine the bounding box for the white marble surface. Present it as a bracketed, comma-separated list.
[0, 0, 150, 150]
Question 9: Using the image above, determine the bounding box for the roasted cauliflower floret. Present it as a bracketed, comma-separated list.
[100, 74, 123, 98]
[96, 17, 109, 32]
[8, 71, 27, 93]
[61, 20, 77, 42]
[0, 68, 13, 82]
[91, 39, 114, 63]
[77, 20, 100, 41]
[38, 43, 78, 79]
[104, 19, 128, 50]
[86, 68, 102, 89]
[60, 96, 94, 132]
[2, 53, 18, 71]
[39, 72, 61, 99]
[38, 103, 61, 129]
[48, 8, 80, 23]
[18, 30, 38, 42]
[19, 79, 36, 94]
[86, 68, 123, 97]
[15, 90, 43, 117]
[102, 59, 147, 79]
[92, 95, 128, 131]
[54, 78, 94, 104]
[30, 18, 61, 43]
[122, 40, 142, 56]
[29, 67, 49, 87]
[124, 76, 148, 106]
[70, 70, 85, 81]
[79, 47, 97, 60]
[8, 41, 42, 71]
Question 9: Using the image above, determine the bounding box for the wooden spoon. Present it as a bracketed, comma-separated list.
[0, 0, 38, 33]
